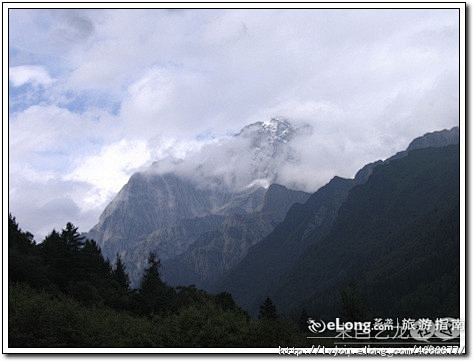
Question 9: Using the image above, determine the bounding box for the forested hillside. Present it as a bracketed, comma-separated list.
[8, 216, 305, 348]
[271, 145, 460, 320]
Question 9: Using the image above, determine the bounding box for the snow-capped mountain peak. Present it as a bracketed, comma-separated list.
[236, 117, 295, 147]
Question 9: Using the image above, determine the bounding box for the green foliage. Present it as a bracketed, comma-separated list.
[9, 283, 159, 347]
[258, 297, 278, 321]
[112, 253, 131, 292]
[133, 252, 176, 315]
[9, 283, 306, 348]
[8, 214, 49, 289]
[340, 281, 369, 321]
[298, 309, 309, 332]
[8, 216, 307, 347]
[158, 303, 254, 347]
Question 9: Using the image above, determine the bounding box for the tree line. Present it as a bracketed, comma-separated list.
[8, 214, 307, 348]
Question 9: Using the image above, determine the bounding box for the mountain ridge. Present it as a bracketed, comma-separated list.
[211, 126, 459, 313]
[271, 144, 460, 319]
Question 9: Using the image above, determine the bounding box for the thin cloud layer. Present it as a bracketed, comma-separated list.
[8, 9, 459, 240]
[9, 65, 55, 87]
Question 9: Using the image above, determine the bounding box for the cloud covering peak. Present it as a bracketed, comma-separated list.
[147, 117, 311, 192]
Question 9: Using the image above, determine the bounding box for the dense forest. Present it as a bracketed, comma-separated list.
[8, 215, 308, 348]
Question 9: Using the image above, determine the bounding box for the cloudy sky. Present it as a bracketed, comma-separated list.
[8, 8, 459, 240]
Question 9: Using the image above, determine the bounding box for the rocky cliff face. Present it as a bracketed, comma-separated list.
[87, 172, 239, 258]
[87, 118, 309, 285]
[162, 184, 310, 288]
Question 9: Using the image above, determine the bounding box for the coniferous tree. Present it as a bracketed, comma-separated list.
[40, 229, 70, 289]
[60, 223, 85, 286]
[139, 252, 163, 292]
[136, 252, 169, 315]
[214, 292, 237, 311]
[80, 239, 112, 294]
[81, 239, 111, 278]
[298, 308, 309, 332]
[112, 253, 131, 292]
[340, 281, 368, 321]
[8, 214, 47, 287]
[258, 297, 278, 321]
[60, 222, 85, 252]
[8, 214, 35, 251]
[40, 229, 62, 254]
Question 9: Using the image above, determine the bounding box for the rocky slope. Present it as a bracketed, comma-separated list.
[162, 184, 310, 289]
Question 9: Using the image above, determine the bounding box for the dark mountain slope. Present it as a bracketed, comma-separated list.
[271, 144, 460, 319]
[212, 127, 459, 314]
[210, 165, 379, 311]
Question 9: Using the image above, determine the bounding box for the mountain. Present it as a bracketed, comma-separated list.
[212, 126, 459, 314]
[210, 163, 378, 310]
[87, 118, 310, 284]
[387, 126, 459, 162]
[87, 172, 241, 258]
[407, 126, 459, 151]
[271, 144, 460, 319]
[162, 184, 310, 289]
[117, 214, 226, 284]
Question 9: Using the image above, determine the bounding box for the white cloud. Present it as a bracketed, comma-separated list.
[65, 139, 152, 210]
[8, 8, 460, 238]
[9, 105, 119, 169]
[9, 65, 55, 87]
[9, 175, 99, 241]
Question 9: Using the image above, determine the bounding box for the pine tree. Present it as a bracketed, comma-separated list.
[40, 229, 70, 289]
[258, 297, 278, 321]
[113, 253, 130, 292]
[60, 222, 85, 252]
[50, 222, 86, 287]
[81, 239, 112, 284]
[139, 252, 163, 292]
[8, 214, 35, 252]
[136, 252, 168, 315]
[340, 281, 368, 321]
[8, 214, 47, 287]
[298, 308, 309, 332]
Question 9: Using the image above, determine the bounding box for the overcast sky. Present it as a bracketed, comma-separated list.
[8, 8, 459, 240]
